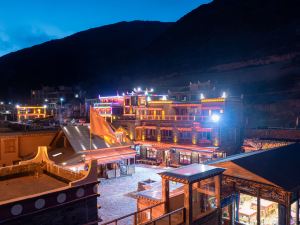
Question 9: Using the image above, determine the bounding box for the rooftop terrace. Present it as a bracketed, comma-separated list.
[0, 174, 67, 203]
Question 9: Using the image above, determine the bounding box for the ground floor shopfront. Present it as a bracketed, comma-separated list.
[133, 141, 225, 167]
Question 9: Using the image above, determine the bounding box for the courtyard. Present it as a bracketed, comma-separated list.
[98, 164, 169, 224]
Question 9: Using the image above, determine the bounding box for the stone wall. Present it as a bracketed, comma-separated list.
[0, 163, 40, 179]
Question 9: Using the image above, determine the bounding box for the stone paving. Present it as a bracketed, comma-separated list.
[98, 165, 168, 224]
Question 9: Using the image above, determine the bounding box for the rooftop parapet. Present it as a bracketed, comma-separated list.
[0, 146, 99, 223]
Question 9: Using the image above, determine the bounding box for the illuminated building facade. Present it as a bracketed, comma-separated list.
[90, 82, 243, 156]
[30, 86, 85, 120]
[16, 105, 47, 122]
[93, 95, 124, 122]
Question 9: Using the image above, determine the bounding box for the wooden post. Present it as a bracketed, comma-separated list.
[162, 178, 169, 213]
[229, 202, 235, 225]
[286, 195, 291, 225]
[278, 204, 287, 225]
[235, 192, 240, 222]
[215, 175, 222, 224]
[184, 184, 193, 225]
[257, 190, 261, 225]
[297, 197, 299, 225]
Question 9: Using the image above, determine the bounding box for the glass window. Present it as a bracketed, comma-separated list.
[147, 149, 157, 159]
[179, 152, 191, 164]
[192, 177, 217, 220]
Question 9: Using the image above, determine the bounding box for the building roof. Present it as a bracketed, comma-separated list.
[159, 163, 225, 184]
[49, 125, 135, 167]
[210, 143, 300, 192]
[62, 125, 110, 152]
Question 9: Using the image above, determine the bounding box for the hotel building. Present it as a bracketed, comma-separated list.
[90, 82, 243, 158]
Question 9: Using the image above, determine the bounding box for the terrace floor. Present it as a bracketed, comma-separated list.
[0, 174, 67, 202]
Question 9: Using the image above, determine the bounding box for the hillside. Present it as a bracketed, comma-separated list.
[0, 0, 300, 100]
[135, 0, 300, 89]
[0, 21, 172, 99]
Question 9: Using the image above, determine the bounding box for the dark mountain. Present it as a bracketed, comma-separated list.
[135, 0, 300, 90]
[1, 0, 300, 100]
[0, 21, 172, 99]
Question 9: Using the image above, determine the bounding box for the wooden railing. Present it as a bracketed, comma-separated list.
[100, 202, 165, 225]
[141, 207, 185, 225]
[222, 219, 246, 225]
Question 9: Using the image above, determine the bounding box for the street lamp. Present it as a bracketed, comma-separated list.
[60, 97, 64, 108]
[211, 114, 220, 123]
[211, 114, 221, 147]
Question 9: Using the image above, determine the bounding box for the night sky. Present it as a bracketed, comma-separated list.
[0, 0, 211, 56]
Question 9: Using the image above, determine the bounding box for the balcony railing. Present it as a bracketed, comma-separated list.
[100, 202, 165, 225]
[138, 115, 207, 122]
[141, 207, 185, 225]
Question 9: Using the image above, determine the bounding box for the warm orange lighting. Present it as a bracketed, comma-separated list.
[201, 98, 225, 103]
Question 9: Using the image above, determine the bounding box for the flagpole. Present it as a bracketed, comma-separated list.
[90, 106, 92, 150]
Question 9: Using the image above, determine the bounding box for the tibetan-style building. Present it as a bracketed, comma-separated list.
[48, 125, 136, 178]
[0, 146, 99, 225]
[89, 82, 243, 156]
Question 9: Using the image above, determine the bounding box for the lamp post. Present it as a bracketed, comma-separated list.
[211, 114, 221, 147]
[59, 97, 64, 124]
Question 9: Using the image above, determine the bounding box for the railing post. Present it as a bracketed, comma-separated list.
[168, 214, 171, 225]
[134, 213, 137, 225]
[150, 207, 152, 221]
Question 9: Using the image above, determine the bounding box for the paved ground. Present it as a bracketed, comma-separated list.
[98, 165, 168, 224]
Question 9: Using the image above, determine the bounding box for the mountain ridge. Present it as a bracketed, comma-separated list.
[1, 0, 300, 100]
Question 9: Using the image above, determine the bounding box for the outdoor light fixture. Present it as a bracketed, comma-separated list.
[162, 95, 167, 100]
[147, 96, 151, 101]
[0, 102, 3, 105]
[137, 87, 141, 92]
[200, 93, 205, 100]
[211, 114, 220, 123]
[43, 105, 47, 108]
[222, 92, 227, 98]
[150, 88, 154, 92]
[75, 94, 79, 98]
[15, 104, 20, 108]
[60, 97, 64, 102]
[44, 99, 48, 102]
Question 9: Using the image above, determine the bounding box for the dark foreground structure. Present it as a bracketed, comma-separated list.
[0, 147, 99, 225]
